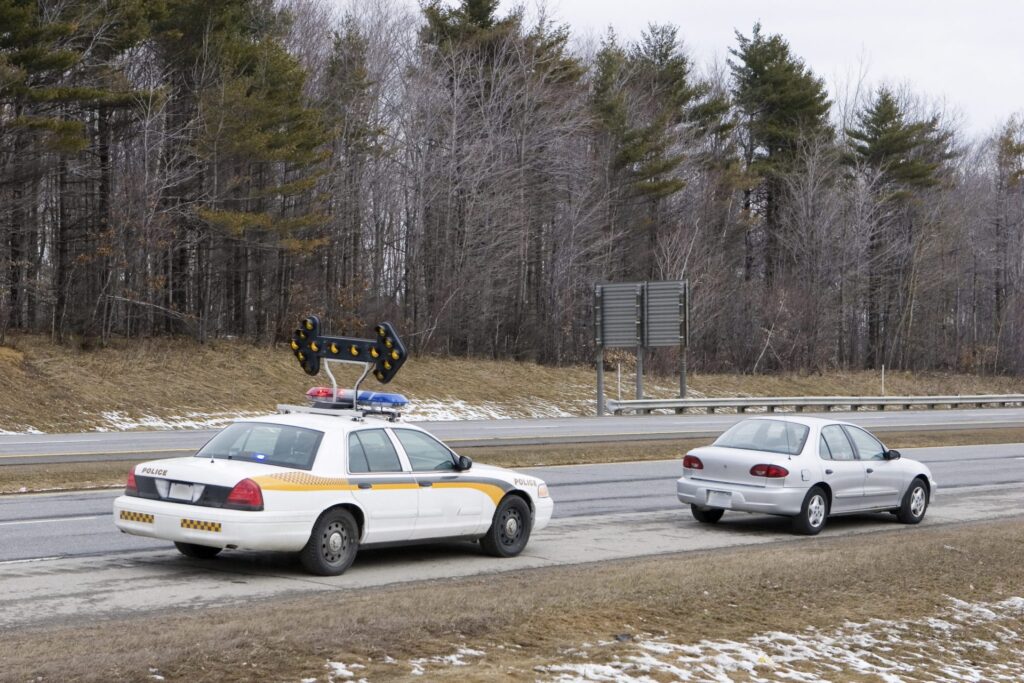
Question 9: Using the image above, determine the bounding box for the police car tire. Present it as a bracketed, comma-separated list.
[174, 542, 222, 559]
[480, 495, 532, 558]
[301, 508, 359, 576]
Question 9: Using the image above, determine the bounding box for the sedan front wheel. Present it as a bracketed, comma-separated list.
[896, 479, 929, 524]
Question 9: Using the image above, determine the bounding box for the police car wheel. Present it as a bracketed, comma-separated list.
[481, 495, 532, 558]
[301, 508, 359, 576]
[174, 542, 222, 559]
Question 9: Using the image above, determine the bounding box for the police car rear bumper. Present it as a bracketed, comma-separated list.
[113, 495, 313, 552]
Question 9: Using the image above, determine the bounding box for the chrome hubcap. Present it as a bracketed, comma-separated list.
[322, 521, 348, 563]
[504, 517, 519, 537]
[808, 495, 826, 527]
[910, 487, 926, 516]
[500, 508, 523, 546]
[328, 532, 343, 554]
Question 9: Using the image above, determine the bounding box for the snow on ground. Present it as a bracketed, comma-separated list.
[94, 411, 265, 431]
[538, 596, 1024, 682]
[403, 398, 582, 421]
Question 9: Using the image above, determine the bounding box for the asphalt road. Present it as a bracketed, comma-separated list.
[2, 442, 1023, 564]
[2, 406, 1024, 465]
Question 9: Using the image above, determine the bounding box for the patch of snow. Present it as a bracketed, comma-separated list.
[403, 398, 578, 421]
[327, 661, 354, 679]
[537, 596, 1024, 683]
[96, 411, 264, 431]
[0, 426, 44, 435]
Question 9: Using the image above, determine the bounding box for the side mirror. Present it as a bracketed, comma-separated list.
[456, 454, 473, 471]
[884, 449, 901, 460]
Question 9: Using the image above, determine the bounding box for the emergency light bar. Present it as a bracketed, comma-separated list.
[306, 387, 409, 409]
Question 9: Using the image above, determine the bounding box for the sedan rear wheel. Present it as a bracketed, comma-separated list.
[896, 479, 929, 524]
[300, 508, 359, 576]
[691, 505, 725, 524]
[792, 486, 828, 535]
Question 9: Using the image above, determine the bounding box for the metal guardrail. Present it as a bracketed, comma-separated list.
[605, 394, 1024, 415]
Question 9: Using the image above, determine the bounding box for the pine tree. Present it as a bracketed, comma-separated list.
[846, 86, 954, 368]
[730, 23, 831, 285]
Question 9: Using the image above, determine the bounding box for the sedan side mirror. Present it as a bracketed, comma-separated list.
[456, 454, 473, 471]
[884, 449, 901, 460]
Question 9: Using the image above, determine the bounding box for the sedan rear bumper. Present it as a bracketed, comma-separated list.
[676, 477, 807, 517]
[113, 495, 315, 552]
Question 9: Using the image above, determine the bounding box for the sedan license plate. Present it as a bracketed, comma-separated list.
[707, 490, 732, 508]
[169, 482, 194, 501]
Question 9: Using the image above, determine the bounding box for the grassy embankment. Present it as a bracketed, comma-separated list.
[1, 519, 1022, 681]
[2, 334, 1024, 493]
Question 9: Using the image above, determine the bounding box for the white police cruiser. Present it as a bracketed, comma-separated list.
[113, 318, 554, 575]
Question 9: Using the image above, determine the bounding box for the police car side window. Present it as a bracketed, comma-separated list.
[394, 430, 455, 472]
[349, 430, 402, 473]
[348, 433, 371, 473]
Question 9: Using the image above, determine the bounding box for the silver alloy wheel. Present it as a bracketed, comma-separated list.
[807, 494, 826, 528]
[910, 486, 927, 517]
[322, 521, 348, 563]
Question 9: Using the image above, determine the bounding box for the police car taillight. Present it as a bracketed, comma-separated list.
[125, 468, 139, 496]
[225, 478, 264, 511]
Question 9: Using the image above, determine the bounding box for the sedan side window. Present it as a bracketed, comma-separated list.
[845, 426, 886, 461]
[348, 430, 402, 473]
[821, 426, 856, 461]
[818, 434, 832, 460]
[394, 429, 456, 471]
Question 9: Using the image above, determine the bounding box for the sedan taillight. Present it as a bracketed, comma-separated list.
[750, 464, 789, 478]
[683, 455, 704, 470]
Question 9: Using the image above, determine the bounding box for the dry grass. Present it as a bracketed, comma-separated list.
[2, 333, 1024, 433]
[1, 519, 1022, 682]
[4, 427, 1024, 494]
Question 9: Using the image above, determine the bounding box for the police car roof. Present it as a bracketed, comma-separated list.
[239, 411, 416, 435]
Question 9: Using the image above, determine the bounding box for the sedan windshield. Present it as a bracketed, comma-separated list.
[713, 419, 809, 456]
[195, 422, 323, 470]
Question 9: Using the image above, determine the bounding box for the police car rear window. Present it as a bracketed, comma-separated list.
[195, 422, 323, 470]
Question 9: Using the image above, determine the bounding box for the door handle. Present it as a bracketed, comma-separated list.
[440, 475, 458, 481]
[866, 468, 874, 474]
[357, 483, 372, 490]
[825, 469, 834, 475]
[418, 481, 433, 487]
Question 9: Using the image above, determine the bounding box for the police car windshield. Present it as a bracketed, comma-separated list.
[712, 419, 809, 456]
[196, 422, 323, 470]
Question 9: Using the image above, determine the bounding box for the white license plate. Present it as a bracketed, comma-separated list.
[707, 490, 732, 508]
[169, 482, 194, 501]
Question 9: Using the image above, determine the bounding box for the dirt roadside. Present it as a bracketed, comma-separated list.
[2, 518, 1022, 682]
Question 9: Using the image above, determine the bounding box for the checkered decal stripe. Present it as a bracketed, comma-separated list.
[180, 518, 222, 532]
[119, 510, 154, 524]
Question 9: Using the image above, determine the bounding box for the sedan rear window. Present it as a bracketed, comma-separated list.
[713, 419, 809, 456]
[195, 422, 323, 470]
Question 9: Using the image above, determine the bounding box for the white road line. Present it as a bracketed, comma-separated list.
[0, 514, 106, 527]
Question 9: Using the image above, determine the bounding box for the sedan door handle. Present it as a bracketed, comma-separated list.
[866, 468, 874, 474]
[825, 469, 834, 475]
[440, 475, 458, 481]
[357, 482, 372, 489]
[418, 481, 433, 487]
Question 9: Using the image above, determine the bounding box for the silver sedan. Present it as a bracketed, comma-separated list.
[676, 416, 936, 534]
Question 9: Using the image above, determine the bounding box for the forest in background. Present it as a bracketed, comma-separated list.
[1, 0, 1023, 374]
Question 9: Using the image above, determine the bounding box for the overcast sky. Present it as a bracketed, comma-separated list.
[505, 0, 1024, 139]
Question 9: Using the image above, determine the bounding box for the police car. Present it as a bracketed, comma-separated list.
[112, 318, 554, 575]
